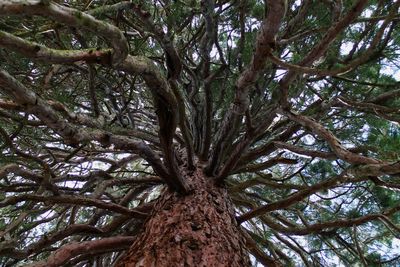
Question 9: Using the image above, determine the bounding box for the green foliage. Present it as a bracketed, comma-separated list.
[372, 186, 400, 209]
[367, 122, 400, 160]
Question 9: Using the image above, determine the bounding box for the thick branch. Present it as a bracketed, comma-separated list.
[199, 0, 216, 160]
[0, 1, 128, 66]
[0, 56, 187, 194]
[206, 0, 287, 175]
[280, 109, 380, 165]
[29, 236, 135, 267]
[238, 173, 350, 223]
[273, 141, 337, 159]
[120, 57, 189, 194]
[276, 0, 369, 106]
[0, 30, 112, 64]
[0, 194, 147, 218]
[0, 69, 169, 177]
[261, 206, 400, 236]
[241, 228, 281, 267]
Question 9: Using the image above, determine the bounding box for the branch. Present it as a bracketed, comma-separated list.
[120, 57, 189, 194]
[237, 172, 350, 223]
[260, 206, 400, 236]
[88, 1, 133, 17]
[0, 69, 171, 179]
[280, 109, 380, 165]
[0, 63, 186, 193]
[233, 156, 298, 174]
[267, 2, 399, 78]
[0, 194, 147, 218]
[0, 1, 128, 66]
[0, 30, 112, 64]
[215, 107, 278, 181]
[350, 161, 400, 177]
[0, 163, 59, 195]
[297, 0, 369, 66]
[229, 175, 305, 193]
[277, 0, 369, 106]
[241, 228, 281, 267]
[130, 3, 182, 79]
[239, 123, 301, 167]
[28, 236, 135, 267]
[273, 141, 337, 159]
[129, 3, 195, 171]
[199, 0, 216, 161]
[205, 0, 287, 175]
[24, 224, 105, 258]
[0, 23, 183, 188]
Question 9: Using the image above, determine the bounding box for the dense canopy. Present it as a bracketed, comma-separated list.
[0, 0, 400, 266]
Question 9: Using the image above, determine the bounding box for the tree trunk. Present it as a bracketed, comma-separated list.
[115, 168, 251, 267]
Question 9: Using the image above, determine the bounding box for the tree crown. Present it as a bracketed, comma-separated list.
[0, 0, 400, 266]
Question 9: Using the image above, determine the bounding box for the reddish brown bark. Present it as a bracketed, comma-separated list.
[115, 168, 251, 267]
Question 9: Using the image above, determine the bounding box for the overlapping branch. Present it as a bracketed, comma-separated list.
[279, 109, 380, 165]
[0, 69, 181, 190]
[0, 194, 147, 218]
[205, 0, 287, 176]
[29, 236, 136, 267]
[238, 172, 351, 223]
[0, 0, 128, 66]
[0, 32, 188, 193]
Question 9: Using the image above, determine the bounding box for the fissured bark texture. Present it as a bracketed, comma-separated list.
[115, 168, 251, 267]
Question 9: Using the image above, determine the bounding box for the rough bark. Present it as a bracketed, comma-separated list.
[115, 168, 251, 267]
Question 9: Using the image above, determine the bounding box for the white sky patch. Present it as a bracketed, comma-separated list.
[360, 124, 370, 140]
[302, 134, 316, 146]
[362, 8, 375, 18]
[340, 41, 355, 55]
[382, 64, 400, 81]
[274, 69, 288, 78]
[394, 70, 400, 81]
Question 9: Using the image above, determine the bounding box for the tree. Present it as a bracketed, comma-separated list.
[0, 0, 400, 266]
